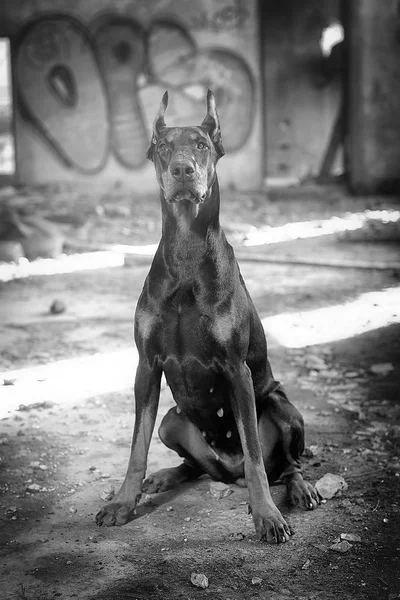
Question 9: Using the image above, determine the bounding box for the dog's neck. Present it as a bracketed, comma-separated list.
[157, 178, 227, 283]
[160, 177, 221, 241]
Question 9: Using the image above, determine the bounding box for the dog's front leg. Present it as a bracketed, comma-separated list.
[96, 360, 162, 526]
[228, 362, 292, 544]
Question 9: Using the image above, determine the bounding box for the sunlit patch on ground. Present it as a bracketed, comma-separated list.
[0, 251, 125, 282]
[263, 286, 400, 348]
[243, 209, 400, 246]
[2, 286, 399, 415]
[0, 348, 138, 418]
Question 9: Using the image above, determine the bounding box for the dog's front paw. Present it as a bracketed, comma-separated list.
[96, 499, 138, 527]
[288, 478, 320, 510]
[253, 506, 293, 544]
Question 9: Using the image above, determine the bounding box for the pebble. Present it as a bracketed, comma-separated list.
[305, 355, 327, 371]
[229, 532, 245, 540]
[329, 540, 353, 553]
[340, 533, 361, 543]
[50, 299, 66, 315]
[251, 577, 262, 585]
[304, 444, 322, 457]
[315, 473, 348, 499]
[26, 483, 42, 493]
[209, 481, 233, 499]
[190, 573, 209, 589]
[370, 362, 394, 376]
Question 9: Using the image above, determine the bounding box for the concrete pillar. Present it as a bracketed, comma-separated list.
[347, 0, 400, 194]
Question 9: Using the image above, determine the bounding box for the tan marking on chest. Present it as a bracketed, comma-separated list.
[136, 309, 157, 339]
[212, 313, 233, 343]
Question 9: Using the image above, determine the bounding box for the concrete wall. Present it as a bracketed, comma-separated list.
[262, 0, 342, 181]
[347, 0, 400, 194]
[0, 0, 260, 190]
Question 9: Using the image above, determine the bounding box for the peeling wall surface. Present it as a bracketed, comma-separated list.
[1, 0, 260, 189]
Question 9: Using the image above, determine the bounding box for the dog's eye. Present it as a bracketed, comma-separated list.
[197, 141, 208, 150]
[158, 143, 167, 153]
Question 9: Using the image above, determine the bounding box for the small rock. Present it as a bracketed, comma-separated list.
[305, 355, 327, 371]
[386, 461, 400, 474]
[388, 425, 400, 440]
[319, 369, 341, 379]
[251, 577, 263, 585]
[99, 483, 115, 501]
[229, 532, 245, 540]
[2, 378, 16, 386]
[50, 299, 66, 315]
[345, 371, 359, 378]
[315, 473, 348, 499]
[190, 573, 209, 589]
[340, 533, 361, 543]
[330, 540, 353, 553]
[304, 444, 322, 457]
[301, 559, 311, 570]
[26, 484, 42, 493]
[102, 204, 131, 218]
[370, 362, 394, 376]
[209, 481, 233, 499]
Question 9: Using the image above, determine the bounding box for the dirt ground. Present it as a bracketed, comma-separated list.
[0, 185, 400, 600]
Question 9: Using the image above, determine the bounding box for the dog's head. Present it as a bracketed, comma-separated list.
[146, 90, 225, 205]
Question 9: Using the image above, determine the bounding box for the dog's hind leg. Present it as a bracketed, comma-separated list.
[142, 406, 239, 493]
[258, 384, 320, 510]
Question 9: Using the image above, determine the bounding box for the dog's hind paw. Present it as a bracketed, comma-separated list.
[288, 478, 320, 510]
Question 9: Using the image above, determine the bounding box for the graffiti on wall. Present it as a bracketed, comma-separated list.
[15, 14, 255, 174]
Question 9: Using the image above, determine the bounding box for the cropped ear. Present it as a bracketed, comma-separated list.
[146, 91, 168, 161]
[201, 89, 225, 159]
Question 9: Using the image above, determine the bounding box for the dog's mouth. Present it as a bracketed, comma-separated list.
[168, 189, 207, 204]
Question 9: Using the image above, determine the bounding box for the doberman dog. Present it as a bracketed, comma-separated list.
[96, 91, 319, 543]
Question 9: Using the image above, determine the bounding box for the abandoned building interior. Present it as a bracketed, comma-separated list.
[0, 1, 399, 599]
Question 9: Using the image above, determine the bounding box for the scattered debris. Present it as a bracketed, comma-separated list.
[209, 481, 233, 499]
[340, 533, 361, 543]
[101, 204, 131, 218]
[26, 483, 42, 493]
[99, 485, 115, 502]
[388, 425, 400, 440]
[228, 532, 245, 541]
[304, 444, 322, 457]
[315, 473, 348, 499]
[305, 355, 327, 371]
[190, 573, 209, 589]
[370, 362, 394, 376]
[329, 540, 353, 553]
[50, 299, 67, 315]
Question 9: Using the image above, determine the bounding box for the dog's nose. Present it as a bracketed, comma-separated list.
[170, 161, 195, 180]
